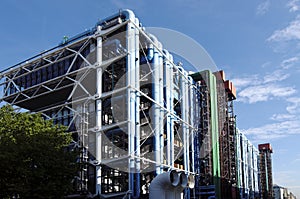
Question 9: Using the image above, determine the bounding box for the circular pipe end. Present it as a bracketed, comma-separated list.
[179, 172, 188, 188]
[170, 170, 180, 187]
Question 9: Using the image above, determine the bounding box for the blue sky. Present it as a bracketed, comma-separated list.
[0, 0, 300, 196]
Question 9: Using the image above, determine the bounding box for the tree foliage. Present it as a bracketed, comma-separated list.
[0, 105, 78, 199]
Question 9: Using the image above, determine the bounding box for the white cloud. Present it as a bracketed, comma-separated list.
[281, 56, 299, 69]
[271, 113, 296, 121]
[256, 0, 271, 15]
[238, 84, 296, 103]
[267, 15, 300, 42]
[287, 0, 300, 12]
[233, 65, 294, 104]
[261, 61, 271, 68]
[263, 69, 290, 83]
[234, 69, 294, 104]
[233, 68, 290, 92]
[292, 154, 300, 164]
[231, 75, 260, 89]
[241, 95, 300, 141]
[242, 119, 300, 141]
[286, 97, 300, 113]
[292, 158, 300, 163]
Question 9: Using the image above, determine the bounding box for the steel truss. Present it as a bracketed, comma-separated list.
[213, 71, 238, 199]
[0, 10, 199, 199]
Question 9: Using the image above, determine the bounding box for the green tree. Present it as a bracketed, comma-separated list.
[0, 105, 78, 199]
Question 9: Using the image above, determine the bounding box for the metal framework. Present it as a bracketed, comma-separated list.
[214, 71, 238, 198]
[190, 71, 221, 199]
[236, 131, 260, 199]
[0, 9, 266, 199]
[0, 9, 199, 199]
[258, 143, 273, 199]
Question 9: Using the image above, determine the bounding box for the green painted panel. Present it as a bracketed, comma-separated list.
[208, 71, 221, 199]
[190, 70, 221, 198]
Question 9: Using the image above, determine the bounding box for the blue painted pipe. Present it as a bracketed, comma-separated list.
[149, 34, 162, 176]
[123, 9, 137, 199]
[133, 16, 140, 199]
[147, 44, 154, 61]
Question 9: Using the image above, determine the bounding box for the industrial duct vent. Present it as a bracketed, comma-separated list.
[149, 170, 194, 199]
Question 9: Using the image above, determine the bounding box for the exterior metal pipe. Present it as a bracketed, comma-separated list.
[149, 171, 180, 199]
[175, 172, 188, 199]
[149, 34, 162, 175]
[96, 9, 135, 27]
[168, 53, 174, 168]
[188, 76, 195, 174]
[179, 172, 188, 188]
[158, 42, 164, 173]
[95, 27, 103, 195]
[163, 49, 172, 168]
[133, 17, 140, 199]
[178, 67, 189, 173]
[184, 71, 190, 173]
[121, 9, 135, 21]
[147, 43, 154, 61]
[124, 10, 137, 199]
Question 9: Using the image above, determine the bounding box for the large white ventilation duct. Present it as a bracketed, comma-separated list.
[149, 171, 193, 199]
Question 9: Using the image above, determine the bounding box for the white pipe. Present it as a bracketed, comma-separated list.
[121, 9, 135, 21]
[95, 29, 102, 195]
[178, 66, 189, 173]
[134, 16, 140, 198]
[149, 171, 188, 199]
[132, 85, 195, 130]
[188, 76, 195, 174]
[124, 10, 136, 198]
[149, 171, 179, 199]
[132, 22, 195, 86]
[175, 172, 188, 199]
[184, 71, 189, 173]
[95, 10, 138, 197]
[96, 9, 135, 26]
[158, 41, 164, 173]
[149, 34, 162, 175]
[169, 53, 175, 168]
[163, 49, 172, 168]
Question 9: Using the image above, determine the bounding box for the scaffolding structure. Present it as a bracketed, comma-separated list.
[0, 9, 273, 199]
[190, 71, 221, 199]
[237, 131, 260, 199]
[258, 143, 273, 199]
[214, 71, 238, 198]
[0, 9, 199, 199]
